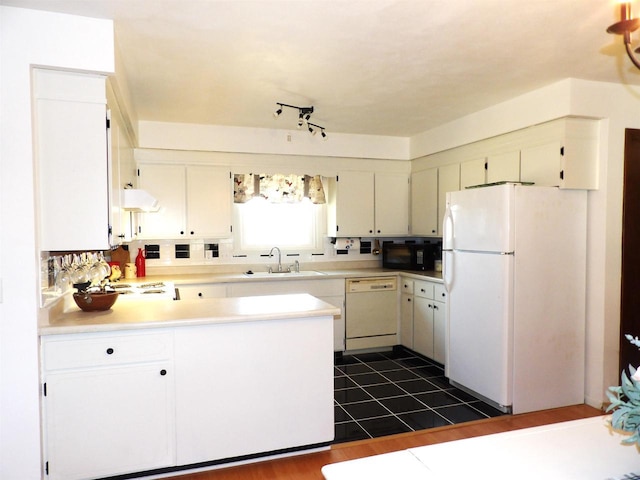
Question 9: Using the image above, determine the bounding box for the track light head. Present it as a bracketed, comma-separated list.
[274, 102, 327, 138]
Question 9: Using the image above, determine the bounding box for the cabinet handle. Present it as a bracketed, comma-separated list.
[160, 369, 167, 376]
[106, 348, 114, 355]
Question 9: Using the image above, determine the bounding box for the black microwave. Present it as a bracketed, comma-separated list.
[382, 243, 437, 271]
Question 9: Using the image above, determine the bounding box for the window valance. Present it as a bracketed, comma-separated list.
[233, 173, 326, 204]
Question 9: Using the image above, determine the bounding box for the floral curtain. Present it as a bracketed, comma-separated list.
[233, 173, 326, 204]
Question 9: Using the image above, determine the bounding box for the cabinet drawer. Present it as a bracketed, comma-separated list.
[414, 281, 434, 299]
[434, 283, 447, 303]
[42, 331, 173, 371]
[400, 279, 414, 294]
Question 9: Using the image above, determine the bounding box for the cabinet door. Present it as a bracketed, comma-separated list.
[35, 70, 111, 251]
[186, 166, 231, 238]
[44, 363, 175, 480]
[400, 294, 414, 348]
[331, 171, 375, 236]
[433, 300, 446, 364]
[487, 151, 520, 184]
[374, 172, 409, 235]
[520, 142, 561, 187]
[460, 158, 486, 189]
[138, 164, 186, 238]
[411, 169, 438, 236]
[437, 164, 460, 236]
[413, 296, 434, 358]
[174, 319, 334, 465]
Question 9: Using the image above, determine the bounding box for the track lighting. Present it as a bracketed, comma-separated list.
[308, 122, 327, 140]
[273, 102, 327, 138]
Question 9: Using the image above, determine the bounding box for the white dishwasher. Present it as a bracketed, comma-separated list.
[345, 276, 398, 351]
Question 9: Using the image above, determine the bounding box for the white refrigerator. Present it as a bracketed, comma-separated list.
[442, 183, 587, 414]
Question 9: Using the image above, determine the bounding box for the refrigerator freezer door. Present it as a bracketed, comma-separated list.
[447, 250, 513, 410]
[447, 184, 515, 253]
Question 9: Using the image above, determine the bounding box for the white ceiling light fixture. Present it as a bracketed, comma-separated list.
[273, 103, 327, 139]
[607, 2, 640, 70]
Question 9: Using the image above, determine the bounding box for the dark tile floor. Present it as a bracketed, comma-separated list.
[333, 346, 505, 444]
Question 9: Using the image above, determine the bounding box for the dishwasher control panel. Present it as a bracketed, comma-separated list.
[346, 277, 397, 293]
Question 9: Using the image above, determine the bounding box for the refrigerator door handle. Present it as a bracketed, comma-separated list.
[443, 205, 454, 250]
[443, 250, 453, 293]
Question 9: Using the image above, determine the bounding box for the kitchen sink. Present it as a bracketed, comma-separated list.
[243, 270, 326, 277]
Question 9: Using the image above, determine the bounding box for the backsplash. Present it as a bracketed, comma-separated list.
[121, 236, 441, 274]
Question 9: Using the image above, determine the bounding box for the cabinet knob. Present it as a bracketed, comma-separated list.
[190, 231, 195, 235]
[180, 230, 185, 235]
[377, 230, 381, 233]
[198, 292, 203, 297]
[160, 369, 167, 376]
[433, 305, 439, 310]
[369, 230, 373, 234]
[407, 297, 412, 302]
[106, 348, 114, 355]
[420, 288, 425, 293]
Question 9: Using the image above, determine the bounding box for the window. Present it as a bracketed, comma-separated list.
[234, 197, 325, 252]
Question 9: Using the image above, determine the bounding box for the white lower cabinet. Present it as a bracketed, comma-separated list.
[399, 276, 447, 365]
[41, 311, 334, 479]
[173, 318, 334, 466]
[41, 331, 175, 480]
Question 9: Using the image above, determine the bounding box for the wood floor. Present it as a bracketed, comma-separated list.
[166, 404, 603, 480]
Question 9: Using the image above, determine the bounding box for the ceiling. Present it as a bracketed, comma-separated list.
[3, 0, 639, 137]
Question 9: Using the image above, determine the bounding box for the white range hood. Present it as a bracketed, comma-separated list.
[122, 189, 159, 212]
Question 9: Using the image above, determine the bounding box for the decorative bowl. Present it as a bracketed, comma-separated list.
[73, 291, 119, 312]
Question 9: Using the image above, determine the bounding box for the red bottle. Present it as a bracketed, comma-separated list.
[135, 248, 146, 277]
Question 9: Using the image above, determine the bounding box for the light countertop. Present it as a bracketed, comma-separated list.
[40, 293, 340, 335]
[138, 268, 443, 286]
[39, 268, 440, 336]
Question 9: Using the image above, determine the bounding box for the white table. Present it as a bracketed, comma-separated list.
[322, 416, 640, 480]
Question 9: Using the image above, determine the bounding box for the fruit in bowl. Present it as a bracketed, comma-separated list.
[73, 290, 119, 312]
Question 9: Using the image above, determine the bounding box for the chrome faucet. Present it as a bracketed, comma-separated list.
[269, 246, 282, 272]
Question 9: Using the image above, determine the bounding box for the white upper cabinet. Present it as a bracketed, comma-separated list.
[137, 164, 231, 239]
[411, 168, 438, 236]
[437, 163, 460, 236]
[327, 171, 375, 237]
[374, 172, 409, 235]
[411, 164, 459, 237]
[328, 171, 409, 237]
[486, 150, 521, 184]
[520, 117, 599, 189]
[460, 157, 486, 189]
[106, 81, 137, 244]
[34, 69, 111, 251]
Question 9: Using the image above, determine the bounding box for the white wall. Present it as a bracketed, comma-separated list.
[409, 78, 640, 408]
[137, 120, 410, 161]
[0, 7, 113, 479]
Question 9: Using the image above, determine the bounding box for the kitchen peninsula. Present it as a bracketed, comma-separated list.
[39, 294, 339, 480]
